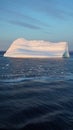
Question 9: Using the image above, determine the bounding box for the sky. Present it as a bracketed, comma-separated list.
[0, 0, 73, 51]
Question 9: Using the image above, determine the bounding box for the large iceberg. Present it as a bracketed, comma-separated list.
[4, 38, 70, 58]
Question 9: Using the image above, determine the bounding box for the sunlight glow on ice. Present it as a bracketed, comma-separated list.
[4, 38, 70, 58]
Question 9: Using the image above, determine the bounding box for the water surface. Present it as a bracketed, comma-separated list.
[0, 52, 73, 130]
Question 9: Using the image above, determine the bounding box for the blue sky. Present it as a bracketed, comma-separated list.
[0, 0, 73, 50]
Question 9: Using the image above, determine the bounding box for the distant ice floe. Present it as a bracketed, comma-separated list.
[4, 38, 70, 58]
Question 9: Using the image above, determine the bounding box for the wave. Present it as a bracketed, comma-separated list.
[0, 73, 73, 84]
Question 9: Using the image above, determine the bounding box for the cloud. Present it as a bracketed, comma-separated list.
[0, 7, 44, 30]
[22, 0, 73, 20]
[0, 7, 50, 27]
[8, 20, 41, 30]
[0, 0, 73, 22]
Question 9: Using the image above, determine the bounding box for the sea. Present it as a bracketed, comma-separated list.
[0, 51, 73, 130]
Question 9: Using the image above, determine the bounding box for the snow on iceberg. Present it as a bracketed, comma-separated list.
[4, 38, 70, 58]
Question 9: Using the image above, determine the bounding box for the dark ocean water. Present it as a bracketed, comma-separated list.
[0, 51, 73, 130]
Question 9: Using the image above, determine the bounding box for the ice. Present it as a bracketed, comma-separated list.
[4, 38, 70, 58]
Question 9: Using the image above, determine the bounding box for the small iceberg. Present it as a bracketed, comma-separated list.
[4, 38, 70, 58]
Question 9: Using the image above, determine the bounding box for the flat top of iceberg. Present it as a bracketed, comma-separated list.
[4, 38, 70, 58]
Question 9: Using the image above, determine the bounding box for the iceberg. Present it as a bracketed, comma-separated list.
[4, 38, 70, 58]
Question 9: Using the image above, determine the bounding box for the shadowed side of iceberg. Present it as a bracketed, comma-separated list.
[4, 38, 70, 58]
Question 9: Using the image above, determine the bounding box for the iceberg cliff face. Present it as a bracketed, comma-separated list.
[4, 38, 70, 58]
